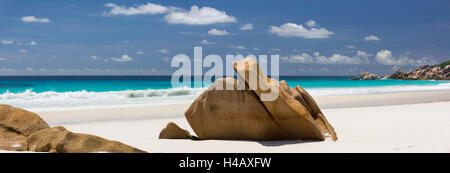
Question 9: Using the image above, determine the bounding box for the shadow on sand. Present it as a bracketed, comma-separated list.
[258, 140, 320, 147]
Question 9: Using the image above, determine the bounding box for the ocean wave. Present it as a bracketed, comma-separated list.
[1, 83, 450, 111]
[0, 87, 206, 112]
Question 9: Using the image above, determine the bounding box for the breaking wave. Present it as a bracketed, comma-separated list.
[1, 83, 450, 111]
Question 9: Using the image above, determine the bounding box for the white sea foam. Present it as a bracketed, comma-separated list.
[307, 83, 450, 96]
[1, 83, 450, 111]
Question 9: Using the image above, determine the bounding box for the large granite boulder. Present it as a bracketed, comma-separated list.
[0, 105, 50, 151]
[184, 58, 337, 141]
[27, 126, 146, 153]
[233, 58, 337, 141]
[159, 122, 194, 139]
[185, 77, 288, 140]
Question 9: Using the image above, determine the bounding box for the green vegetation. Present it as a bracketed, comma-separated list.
[437, 60, 450, 68]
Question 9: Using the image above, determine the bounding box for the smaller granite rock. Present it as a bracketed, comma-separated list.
[27, 126, 146, 153]
[159, 122, 194, 139]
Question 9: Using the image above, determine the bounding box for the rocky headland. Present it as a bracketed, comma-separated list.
[351, 60, 450, 80]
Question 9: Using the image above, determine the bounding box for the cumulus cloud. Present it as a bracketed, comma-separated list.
[110, 54, 133, 62]
[1, 40, 14, 44]
[104, 3, 171, 15]
[240, 23, 253, 30]
[269, 22, 333, 39]
[230, 45, 246, 49]
[22, 16, 50, 23]
[208, 29, 228, 36]
[136, 51, 144, 55]
[103, 3, 236, 25]
[305, 20, 316, 27]
[164, 6, 236, 25]
[28, 41, 38, 46]
[90, 56, 98, 60]
[346, 45, 356, 49]
[199, 39, 215, 45]
[375, 50, 434, 66]
[19, 49, 28, 53]
[160, 57, 171, 62]
[281, 50, 370, 64]
[159, 49, 169, 54]
[281, 53, 314, 63]
[0, 57, 6, 61]
[364, 35, 381, 41]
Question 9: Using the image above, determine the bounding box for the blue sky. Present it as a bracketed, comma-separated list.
[0, 0, 449, 75]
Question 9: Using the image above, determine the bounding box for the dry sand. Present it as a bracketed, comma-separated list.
[23, 89, 449, 153]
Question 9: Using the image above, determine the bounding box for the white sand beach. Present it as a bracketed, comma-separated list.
[16, 89, 447, 153]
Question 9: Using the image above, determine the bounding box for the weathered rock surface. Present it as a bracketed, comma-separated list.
[1, 105, 146, 153]
[0, 105, 50, 151]
[0, 105, 49, 136]
[28, 126, 146, 153]
[0, 126, 28, 151]
[185, 78, 289, 140]
[159, 122, 193, 139]
[350, 72, 381, 80]
[388, 64, 450, 80]
[184, 58, 337, 141]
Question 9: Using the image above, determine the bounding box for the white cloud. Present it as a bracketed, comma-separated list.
[375, 50, 434, 66]
[0, 57, 6, 61]
[1, 40, 14, 44]
[199, 39, 215, 45]
[281, 53, 314, 63]
[305, 20, 316, 27]
[346, 45, 356, 49]
[269, 22, 333, 39]
[364, 35, 381, 41]
[208, 29, 228, 36]
[316, 50, 370, 64]
[164, 6, 236, 25]
[110, 54, 133, 62]
[281, 51, 370, 64]
[240, 23, 253, 30]
[22, 16, 50, 23]
[104, 3, 170, 15]
[90, 56, 98, 60]
[136, 51, 144, 55]
[270, 48, 281, 52]
[160, 57, 171, 62]
[28, 41, 38, 46]
[230, 45, 246, 49]
[19, 49, 28, 53]
[159, 49, 169, 54]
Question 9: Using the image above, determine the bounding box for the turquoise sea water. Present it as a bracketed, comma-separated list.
[0, 76, 449, 111]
